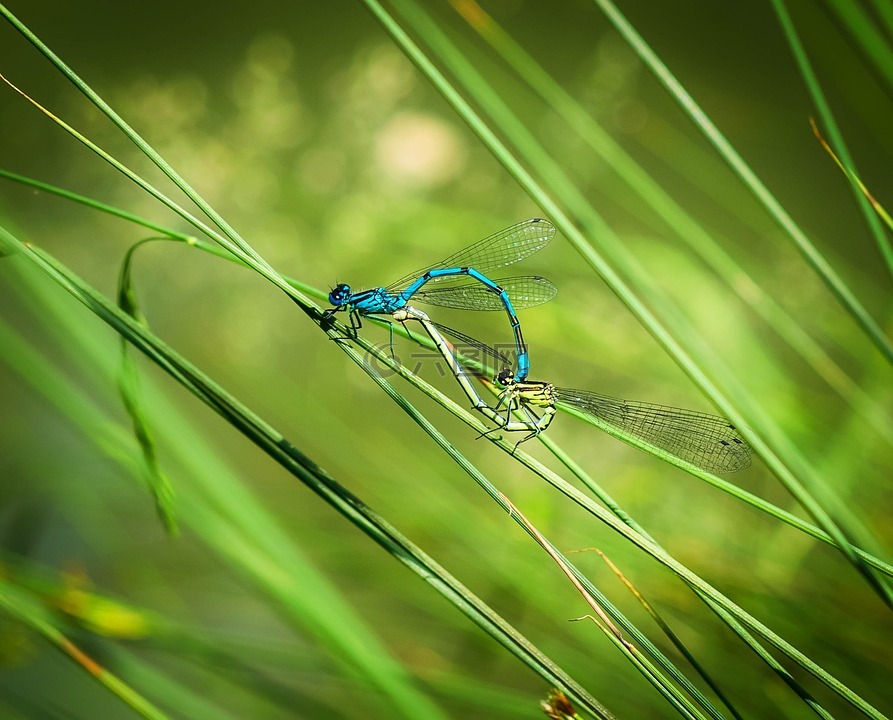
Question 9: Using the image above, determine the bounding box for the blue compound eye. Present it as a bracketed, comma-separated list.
[328, 283, 351, 306]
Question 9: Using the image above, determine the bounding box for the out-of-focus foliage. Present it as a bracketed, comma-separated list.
[0, 1, 891, 718]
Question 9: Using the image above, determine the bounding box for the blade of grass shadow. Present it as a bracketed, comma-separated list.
[368, 0, 893, 608]
[771, 0, 893, 277]
[589, 0, 893, 365]
[3, 171, 891, 578]
[446, 0, 893, 450]
[0, 237, 614, 720]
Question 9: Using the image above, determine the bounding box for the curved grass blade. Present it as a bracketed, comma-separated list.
[117, 238, 178, 535]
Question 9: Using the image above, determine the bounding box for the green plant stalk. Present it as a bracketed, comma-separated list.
[2, 0, 887, 607]
[1, 221, 824, 720]
[825, 0, 893, 93]
[0, 234, 613, 720]
[0, 292, 448, 720]
[0, 66, 305, 309]
[590, 0, 893, 365]
[2, 218, 837, 719]
[357, 4, 888, 714]
[0, 4, 296, 300]
[447, 0, 893, 449]
[479, 394, 834, 718]
[511, 502, 712, 720]
[4, 167, 891, 580]
[3, 135, 884, 716]
[0, 580, 172, 720]
[598, 551, 744, 720]
[9, 233, 882, 720]
[771, 0, 893, 276]
[374, 0, 893, 608]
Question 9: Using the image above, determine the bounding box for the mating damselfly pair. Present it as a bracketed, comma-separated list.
[326, 218, 752, 474]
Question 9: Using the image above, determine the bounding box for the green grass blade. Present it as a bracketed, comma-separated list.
[771, 0, 893, 277]
[0, 579, 173, 720]
[1, 162, 884, 716]
[6, 166, 892, 579]
[590, 0, 893, 366]
[446, 0, 893, 450]
[824, 0, 893, 92]
[0, 229, 613, 720]
[5, 228, 884, 718]
[0, 70, 300, 303]
[116, 238, 179, 535]
[343, 318, 872, 717]
[0, 3, 279, 282]
[370, 0, 893, 613]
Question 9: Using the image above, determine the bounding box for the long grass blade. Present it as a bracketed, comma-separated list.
[0, 3, 282, 287]
[595, 550, 744, 720]
[0, 228, 613, 720]
[589, 0, 893, 365]
[368, 0, 893, 611]
[5, 167, 892, 580]
[0, 579, 172, 720]
[366, 0, 893, 606]
[446, 0, 893, 450]
[771, 0, 893, 277]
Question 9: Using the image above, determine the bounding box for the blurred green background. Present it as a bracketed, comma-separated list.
[0, 1, 891, 718]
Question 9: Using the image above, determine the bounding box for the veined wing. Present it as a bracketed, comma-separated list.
[410, 276, 557, 311]
[386, 218, 555, 292]
[554, 387, 752, 473]
[430, 321, 513, 371]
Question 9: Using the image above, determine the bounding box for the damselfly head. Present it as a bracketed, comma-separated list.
[328, 283, 351, 306]
[496, 368, 514, 387]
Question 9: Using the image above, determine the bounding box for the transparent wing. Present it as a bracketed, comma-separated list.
[386, 218, 555, 292]
[554, 388, 752, 473]
[430, 321, 512, 371]
[410, 276, 557, 311]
